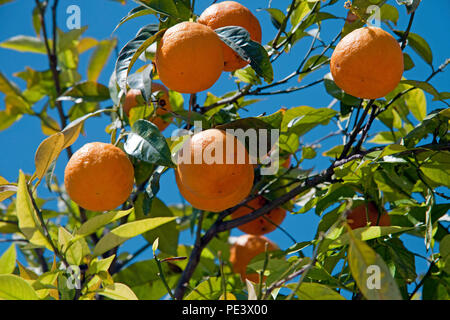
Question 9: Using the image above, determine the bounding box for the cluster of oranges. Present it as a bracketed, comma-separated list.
[62, 1, 400, 290]
[121, 1, 262, 132]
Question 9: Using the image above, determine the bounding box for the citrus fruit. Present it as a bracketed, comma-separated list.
[155, 21, 224, 93]
[229, 234, 278, 283]
[64, 142, 134, 212]
[347, 201, 391, 229]
[330, 26, 403, 99]
[198, 1, 262, 71]
[231, 196, 286, 235]
[175, 129, 254, 212]
[122, 83, 173, 131]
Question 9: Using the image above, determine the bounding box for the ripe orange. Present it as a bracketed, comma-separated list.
[330, 26, 403, 99]
[231, 196, 286, 235]
[229, 235, 278, 283]
[155, 22, 224, 93]
[175, 129, 254, 212]
[122, 83, 173, 131]
[347, 201, 391, 229]
[198, 1, 262, 72]
[64, 142, 134, 212]
[281, 156, 291, 169]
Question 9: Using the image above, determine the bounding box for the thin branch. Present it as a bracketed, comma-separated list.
[173, 153, 364, 299]
[400, 11, 416, 50]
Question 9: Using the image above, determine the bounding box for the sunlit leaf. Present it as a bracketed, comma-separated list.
[92, 217, 176, 256]
[0, 274, 39, 300]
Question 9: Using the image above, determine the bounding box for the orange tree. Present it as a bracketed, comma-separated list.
[0, 0, 449, 301]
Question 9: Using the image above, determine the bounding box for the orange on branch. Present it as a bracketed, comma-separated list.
[198, 1, 262, 72]
[122, 82, 173, 131]
[175, 129, 254, 212]
[64, 142, 134, 212]
[330, 26, 403, 99]
[155, 22, 224, 93]
[347, 201, 391, 229]
[231, 196, 286, 235]
[229, 235, 278, 283]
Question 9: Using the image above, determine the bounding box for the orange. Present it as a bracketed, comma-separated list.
[198, 1, 262, 72]
[175, 129, 254, 212]
[330, 26, 403, 99]
[281, 155, 291, 169]
[155, 22, 224, 93]
[231, 196, 286, 235]
[229, 235, 278, 283]
[347, 201, 391, 229]
[64, 142, 134, 212]
[122, 83, 173, 131]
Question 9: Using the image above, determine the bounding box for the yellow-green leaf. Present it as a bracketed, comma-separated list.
[97, 282, 138, 300]
[0, 245, 16, 274]
[0, 274, 39, 300]
[75, 208, 133, 239]
[92, 217, 176, 257]
[34, 132, 64, 187]
[286, 282, 346, 300]
[347, 226, 402, 300]
[16, 171, 52, 250]
[0, 176, 17, 202]
[17, 261, 38, 280]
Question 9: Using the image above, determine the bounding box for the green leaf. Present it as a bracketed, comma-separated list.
[92, 217, 176, 256]
[0, 35, 47, 54]
[394, 31, 433, 65]
[59, 81, 110, 103]
[113, 259, 181, 300]
[420, 152, 450, 188]
[33, 132, 64, 187]
[0, 274, 39, 300]
[0, 176, 17, 202]
[138, 198, 179, 256]
[60, 109, 110, 150]
[286, 282, 346, 300]
[136, 0, 178, 17]
[98, 283, 138, 300]
[16, 171, 52, 250]
[233, 67, 262, 85]
[380, 4, 399, 25]
[113, 6, 156, 32]
[298, 55, 329, 82]
[58, 227, 83, 266]
[403, 53, 414, 71]
[0, 245, 16, 274]
[331, 226, 413, 248]
[0, 0, 15, 5]
[88, 39, 118, 82]
[75, 208, 133, 239]
[261, 8, 285, 30]
[324, 73, 360, 105]
[347, 227, 403, 300]
[124, 119, 175, 167]
[185, 276, 232, 300]
[115, 24, 163, 90]
[401, 80, 448, 102]
[215, 26, 273, 83]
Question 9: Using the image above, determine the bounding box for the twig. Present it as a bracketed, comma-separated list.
[173, 153, 363, 299]
[400, 11, 416, 50]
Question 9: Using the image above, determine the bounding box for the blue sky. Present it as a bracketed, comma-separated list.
[0, 0, 449, 295]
